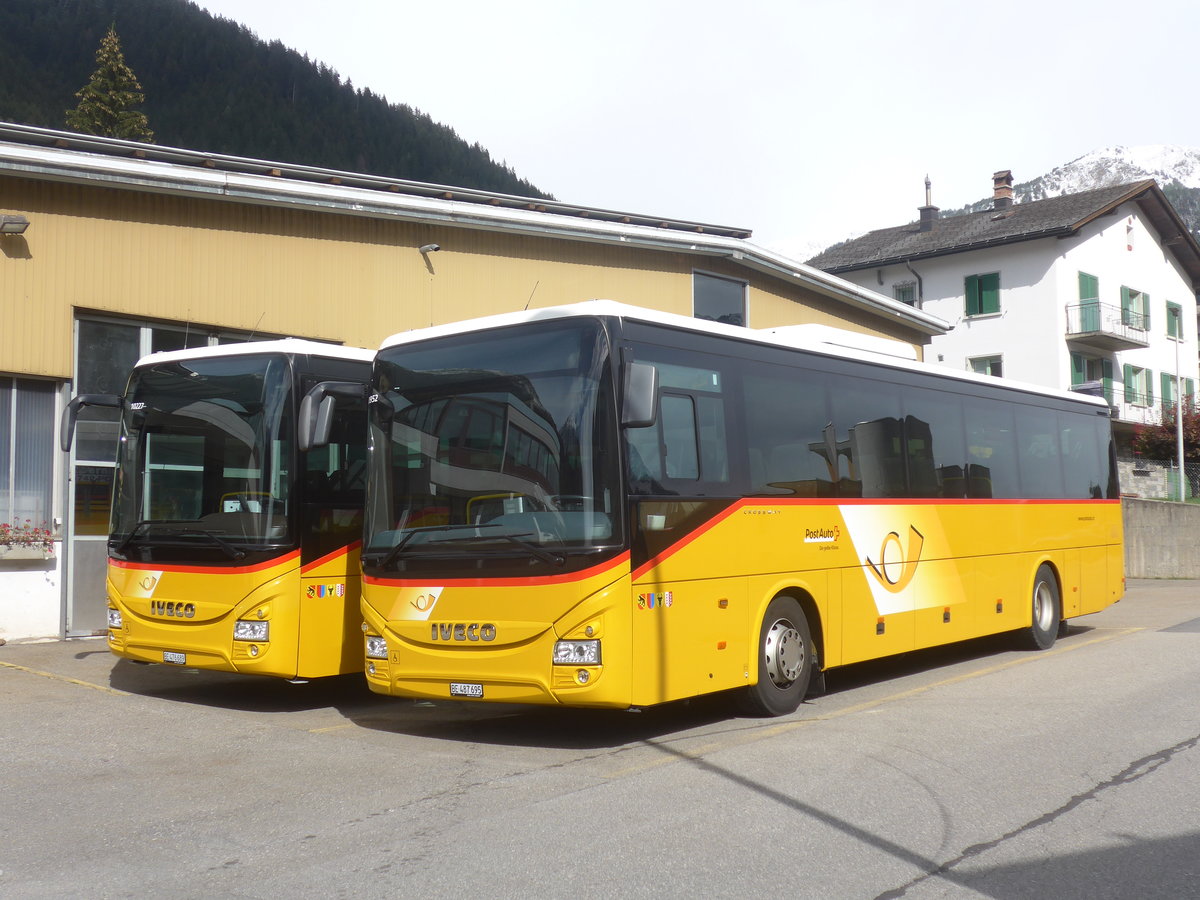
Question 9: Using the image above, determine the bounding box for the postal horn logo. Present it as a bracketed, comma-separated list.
[865, 525, 924, 593]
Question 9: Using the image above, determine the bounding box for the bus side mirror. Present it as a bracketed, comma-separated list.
[621, 362, 659, 428]
[60, 393, 122, 452]
[299, 381, 365, 451]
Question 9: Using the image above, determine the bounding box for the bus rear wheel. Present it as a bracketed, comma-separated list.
[738, 596, 813, 717]
[1021, 564, 1061, 651]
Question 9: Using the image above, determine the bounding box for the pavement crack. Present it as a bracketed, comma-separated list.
[876, 731, 1200, 899]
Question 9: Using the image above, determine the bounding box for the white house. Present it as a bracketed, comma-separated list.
[807, 172, 1200, 446]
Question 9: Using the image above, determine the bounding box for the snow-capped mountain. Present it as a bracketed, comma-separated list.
[948, 145, 1200, 235]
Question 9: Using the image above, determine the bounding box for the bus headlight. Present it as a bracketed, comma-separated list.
[365, 635, 388, 659]
[553, 640, 601, 665]
[234, 620, 269, 642]
[107, 608, 123, 629]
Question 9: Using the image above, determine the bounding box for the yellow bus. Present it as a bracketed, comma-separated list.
[62, 339, 372, 679]
[347, 301, 1123, 715]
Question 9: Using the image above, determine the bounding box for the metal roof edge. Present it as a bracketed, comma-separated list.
[0, 123, 945, 336]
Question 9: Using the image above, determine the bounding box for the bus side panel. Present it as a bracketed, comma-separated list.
[297, 545, 363, 678]
[107, 555, 302, 677]
[629, 575, 748, 707]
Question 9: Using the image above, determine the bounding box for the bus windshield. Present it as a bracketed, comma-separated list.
[364, 319, 620, 575]
[110, 353, 295, 558]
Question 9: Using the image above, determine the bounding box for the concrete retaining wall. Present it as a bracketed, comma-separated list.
[1124, 498, 1200, 579]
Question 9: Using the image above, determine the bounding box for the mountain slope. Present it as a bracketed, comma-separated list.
[947, 145, 1200, 234]
[0, 0, 551, 199]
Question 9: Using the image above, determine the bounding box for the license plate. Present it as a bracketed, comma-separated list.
[449, 682, 484, 698]
[163, 651, 186, 665]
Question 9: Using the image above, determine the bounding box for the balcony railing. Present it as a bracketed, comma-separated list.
[1065, 301, 1150, 351]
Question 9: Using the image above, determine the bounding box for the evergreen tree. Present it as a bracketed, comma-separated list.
[66, 24, 154, 142]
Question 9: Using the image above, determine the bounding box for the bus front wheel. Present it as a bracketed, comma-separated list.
[738, 595, 813, 717]
[1021, 564, 1061, 651]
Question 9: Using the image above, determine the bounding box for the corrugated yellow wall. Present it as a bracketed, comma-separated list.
[0, 175, 923, 379]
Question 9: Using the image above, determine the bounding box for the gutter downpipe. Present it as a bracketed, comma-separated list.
[903, 259, 924, 310]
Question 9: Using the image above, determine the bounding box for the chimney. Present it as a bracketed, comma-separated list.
[993, 170, 1014, 209]
[918, 174, 939, 232]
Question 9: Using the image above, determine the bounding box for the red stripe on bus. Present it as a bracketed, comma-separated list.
[365, 551, 631, 589]
[630, 496, 1120, 580]
[109, 549, 301, 575]
[301, 541, 362, 573]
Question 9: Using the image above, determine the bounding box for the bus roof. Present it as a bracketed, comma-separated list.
[379, 300, 1111, 411]
[134, 338, 373, 370]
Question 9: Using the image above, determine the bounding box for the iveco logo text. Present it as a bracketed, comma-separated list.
[430, 623, 497, 642]
[150, 600, 195, 618]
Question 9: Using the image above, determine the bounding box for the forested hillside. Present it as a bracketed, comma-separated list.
[0, 0, 551, 198]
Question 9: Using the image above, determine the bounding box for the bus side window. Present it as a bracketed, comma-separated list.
[1015, 405, 1065, 499]
[661, 394, 699, 480]
[965, 400, 1018, 498]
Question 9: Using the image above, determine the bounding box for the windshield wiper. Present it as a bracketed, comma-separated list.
[366, 523, 563, 569]
[367, 523, 505, 569]
[494, 532, 565, 567]
[174, 529, 247, 561]
[112, 520, 156, 557]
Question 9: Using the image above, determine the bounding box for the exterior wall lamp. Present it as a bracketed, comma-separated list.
[0, 214, 30, 234]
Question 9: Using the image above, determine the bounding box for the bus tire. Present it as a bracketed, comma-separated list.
[1022, 564, 1060, 651]
[738, 595, 813, 717]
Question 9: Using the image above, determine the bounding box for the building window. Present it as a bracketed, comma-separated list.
[965, 273, 1000, 317]
[970, 356, 1003, 377]
[893, 282, 916, 306]
[1161, 373, 1195, 406]
[1070, 353, 1113, 400]
[70, 316, 273, 535]
[1078, 272, 1099, 301]
[1167, 301, 1184, 339]
[1123, 364, 1154, 407]
[1121, 286, 1149, 330]
[693, 272, 746, 327]
[0, 377, 57, 529]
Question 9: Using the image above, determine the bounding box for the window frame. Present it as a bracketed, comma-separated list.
[965, 272, 1001, 317]
[969, 355, 1003, 378]
[1166, 301, 1184, 339]
[692, 270, 748, 328]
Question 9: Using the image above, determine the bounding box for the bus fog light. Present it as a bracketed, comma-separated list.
[107, 608, 123, 628]
[234, 620, 269, 641]
[248, 644, 259, 657]
[366, 636, 388, 659]
[367, 662, 376, 675]
[553, 640, 601, 665]
[576, 669, 590, 684]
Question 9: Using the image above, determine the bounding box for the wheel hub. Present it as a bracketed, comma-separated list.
[764, 618, 805, 687]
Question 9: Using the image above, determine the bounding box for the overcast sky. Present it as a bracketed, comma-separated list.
[195, 0, 1200, 260]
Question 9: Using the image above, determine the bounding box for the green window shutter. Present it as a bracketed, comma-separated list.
[1078, 272, 1098, 300]
[1147, 368, 1154, 406]
[1123, 363, 1134, 403]
[1143, 293, 1151, 330]
[980, 273, 1000, 314]
[1120, 286, 1132, 325]
[1187, 378, 1196, 401]
[1070, 352, 1085, 386]
[1102, 359, 1114, 402]
[1162, 372, 1174, 405]
[965, 275, 979, 316]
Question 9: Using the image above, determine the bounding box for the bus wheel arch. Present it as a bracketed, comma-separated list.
[737, 592, 818, 717]
[1021, 562, 1061, 651]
